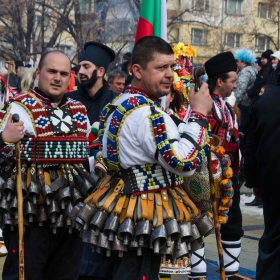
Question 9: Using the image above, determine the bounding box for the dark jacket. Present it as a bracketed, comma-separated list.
[243, 86, 280, 210]
[247, 63, 271, 99]
[67, 81, 116, 124]
[265, 68, 280, 86]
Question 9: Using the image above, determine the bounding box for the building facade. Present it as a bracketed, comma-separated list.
[167, 0, 280, 65]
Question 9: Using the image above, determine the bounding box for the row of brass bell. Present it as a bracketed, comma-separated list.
[71, 204, 214, 258]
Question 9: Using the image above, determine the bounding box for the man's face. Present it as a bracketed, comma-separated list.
[261, 57, 268, 65]
[108, 77, 125, 95]
[236, 60, 245, 70]
[36, 52, 71, 102]
[78, 61, 98, 89]
[135, 53, 175, 98]
[218, 71, 237, 98]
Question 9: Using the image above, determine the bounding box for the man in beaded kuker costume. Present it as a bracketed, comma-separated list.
[183, 52, 249, 280]
[78, 36, 213, 280]
[0, 50, 94, 279]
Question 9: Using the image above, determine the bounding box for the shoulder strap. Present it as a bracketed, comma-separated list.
[103, 95, 154, 171]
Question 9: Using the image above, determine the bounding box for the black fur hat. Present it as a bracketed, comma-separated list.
[205, 52, 237, 78]
[80, 41, 115, 71]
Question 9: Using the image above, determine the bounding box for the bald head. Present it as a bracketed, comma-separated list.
[38, 50, 71, 71]
[36, 51, 72, 104]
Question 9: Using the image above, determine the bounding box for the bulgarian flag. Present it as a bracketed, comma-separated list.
[134, 0, 167, 43]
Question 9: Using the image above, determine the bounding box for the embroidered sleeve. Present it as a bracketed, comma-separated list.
[149, 108, 211, 173]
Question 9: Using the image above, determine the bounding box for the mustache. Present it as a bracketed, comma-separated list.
[80, 74, 89, 80]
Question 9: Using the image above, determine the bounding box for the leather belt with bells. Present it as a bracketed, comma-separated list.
[119, 196, 130, 223]
[174, 187, 200, 218]
[168, 189, 190, 223]
[124, 195, 137, 220]
[84, 175, 112, 204]
[153, 193, 163, 227]
[102, 179, 124, 212]
[161, 189, 174, 220]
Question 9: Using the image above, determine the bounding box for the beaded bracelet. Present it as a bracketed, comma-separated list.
[190, 110, 208, 120]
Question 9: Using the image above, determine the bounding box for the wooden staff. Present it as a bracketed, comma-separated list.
[13, 113, 25, 280]
[5, 61, 15, 103]
[207, 151, 225, 280]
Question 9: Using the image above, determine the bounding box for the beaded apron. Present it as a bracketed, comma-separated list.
[80, 91, 213, 275]
[0, 91, 95, 235]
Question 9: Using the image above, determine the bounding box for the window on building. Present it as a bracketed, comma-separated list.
[34, 15, 48, 28]
[58, 45, 74, 59]
[225, 33, 240, 48]
[255, 36, 270, 51]
[192, 0, 210, 11]
[225, 0, 243, 15]
[258, 3, 271, 19]
[79, 0, 94, 14]
[191, 29, 208, 45]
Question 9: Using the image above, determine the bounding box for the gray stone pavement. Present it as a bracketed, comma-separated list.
[0, 187, 263, 280]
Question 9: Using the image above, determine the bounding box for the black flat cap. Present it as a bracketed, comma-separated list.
[205, 52, 237, 78]
[80, 41, 115, 71]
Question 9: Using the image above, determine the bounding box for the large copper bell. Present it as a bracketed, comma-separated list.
[90, 210, 108, 236]
[195, 215, 214, 238]
[10, 196, 18, 218]
[150, 224, 167, 254]
[41, 183, 54, 205]
[57, 187, 71, 210]
[179, 222, 192, 244]
[71, 188, 83, 205]
[76, 203, 96, 230]
[28, 181, 40, 204]
[135, 219, 152, 247]
[103, 215, 120, 241]
[3, 212, 14, 230]
[24, 200, 37, 223]
[129, 236, 145, 256]
[97, 232, 111, 257]
[191, 237, 204, 252]
[50, 214, 64, 234]
[82, 229, 98, 247]
[68, 202, 84, 221]
[160, 240, 175, 256]
[37, 205, 48, 226]
[47, 200, 60, 223]
[160, 241, 175, 266]
[3, 178, 15, 201]
[165, 218, 181, 246]
[80, 178, 95, 197]
[87, 171, 99, 187]
[112, 235, 128, 258]
[14, 216, 30, 231]
[190, 223, 201, 243]
[0, 196, 11, 215]
[173, 241, 189, 259]
[0, 176, 5, 200]
[21, 180, 28, 200]
[117, 218, 134, 246]
[64, 202, 73, 226]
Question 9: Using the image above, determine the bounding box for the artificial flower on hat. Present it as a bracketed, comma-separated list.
[172, 42, 197, 111]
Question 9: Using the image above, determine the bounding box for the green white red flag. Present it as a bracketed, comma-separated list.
[134, 0, 167, 43]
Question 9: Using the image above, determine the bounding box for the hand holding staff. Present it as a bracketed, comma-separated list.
[13, 113, 25, 280]
[207, 151, 226, 280]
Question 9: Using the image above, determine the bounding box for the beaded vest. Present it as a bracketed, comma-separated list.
[99, 90, 209, 194]
[0, 91, 89, 163]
